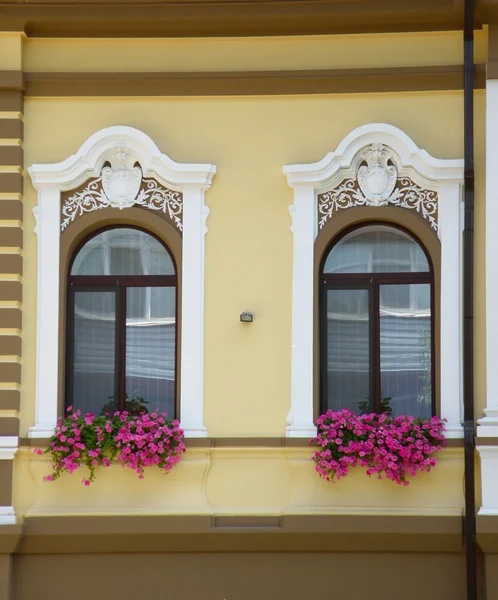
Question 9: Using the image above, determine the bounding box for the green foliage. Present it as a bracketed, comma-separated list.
[357, 394, 393, 416]
[100, 391, 149, 417]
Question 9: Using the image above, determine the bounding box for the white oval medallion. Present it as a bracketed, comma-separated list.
[102, 147, 142, 209]
[357, 143, 397, 205]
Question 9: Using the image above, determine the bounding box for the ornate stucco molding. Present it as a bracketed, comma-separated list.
[316, 142, 439, 232]
[283, 123, 464, 440]
[357, 142, 397, 202]
[61, 172, 183, 232]
[318, 171, 438, 232]
[60, 145, 184, 232]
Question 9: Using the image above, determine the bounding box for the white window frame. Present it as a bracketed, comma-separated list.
[477, 78, 498, 514]
[28, 126, 216, 438]
[283, 123, 464, 438]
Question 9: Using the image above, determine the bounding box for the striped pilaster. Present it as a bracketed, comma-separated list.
[0, 77, 22, 512]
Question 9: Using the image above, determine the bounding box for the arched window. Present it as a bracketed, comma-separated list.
[321, 223, 434, 419]
[66, 226, 177, 418]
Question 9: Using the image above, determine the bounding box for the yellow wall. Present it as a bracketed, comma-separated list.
[23, 29, 488, 73]
[0, 32, 23, 70]
[22, 90, 486, 437]
[15, 30, 487, 518]
[14, 447, 465, 517]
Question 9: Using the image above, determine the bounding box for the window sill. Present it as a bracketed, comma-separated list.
[18, 436, 465, 449]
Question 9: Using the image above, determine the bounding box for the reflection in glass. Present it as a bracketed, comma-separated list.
[126, 287, 176, 417]
[323, 225, 430, 274]
[379, 284, 432, 418]
[72, 291, 116, 416]
[326, 288, 371, 413]
[71, 228, 175, 276]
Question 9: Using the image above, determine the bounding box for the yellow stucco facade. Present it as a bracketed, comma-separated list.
[0, 12, 495, 597]
[0, 31, 482, 517]
[20, 90, 487, 438]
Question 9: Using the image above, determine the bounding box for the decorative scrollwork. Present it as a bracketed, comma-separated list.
[389, 177, 438, 231]
[135, 179, 183, 231]
[318, 176, 438, 232]
[61, 176, 107, 231]
[318, 179, 366, 230]
[61, 176, 183, 233]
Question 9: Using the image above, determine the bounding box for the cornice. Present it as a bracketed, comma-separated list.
[0, 0, 493, 38]
[0, 65, 487, 97]
[28, 125, 216, 192]
[283, 123, 464, 191]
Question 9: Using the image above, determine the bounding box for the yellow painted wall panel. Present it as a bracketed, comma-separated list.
[21, 91, 484, 438]
[0, 33, 23, 71]
[24, 29, 488, 73]
[15, 448, 463, 517]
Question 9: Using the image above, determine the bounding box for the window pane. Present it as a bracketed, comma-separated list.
[109, 246, 142, 275]
[69, 246, 105, 275]
[71, 228, 175, 276]
[71, 291, 116, 415]
[323, 225, 430, 274]
[325, 288, 371, 414]
[127, 286, 147, 320]
[125, 287, 176, 417]
[379, 284, 432, 418]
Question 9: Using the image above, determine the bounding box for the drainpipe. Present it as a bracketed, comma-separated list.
[463, 0, 477, 598]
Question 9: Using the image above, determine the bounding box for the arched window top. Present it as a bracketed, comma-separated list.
[323, 224, 430, 275]
[71, 227, 175, 276]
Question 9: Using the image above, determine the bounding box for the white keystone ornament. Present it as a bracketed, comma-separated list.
[101, 146, 142, 209]
[357, 143, 398, 205]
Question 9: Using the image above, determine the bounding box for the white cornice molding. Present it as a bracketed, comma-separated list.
[283, 123, 464, 191]
[28, 126, 216, 192]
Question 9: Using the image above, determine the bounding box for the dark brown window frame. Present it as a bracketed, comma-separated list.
[65, 224, 178, 415]
[319, 221, 436, 417]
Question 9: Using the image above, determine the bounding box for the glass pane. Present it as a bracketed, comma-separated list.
[127, 286, 147, 320]
[125, 287, 176, 417]
[71, 228, 175, 276]
[71, 291, 116, 415]
[325, 288, 371, 414]
[379, 284, 432, 418]
[109, 246, 142, 275]
[323, 225, 430, 274]
[70, 246, 105, 276]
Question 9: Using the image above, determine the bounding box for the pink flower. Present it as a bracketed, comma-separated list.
[43, 409, 185, 484]
[312, 410, 446, 485]
[33, 448, 43, 456]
